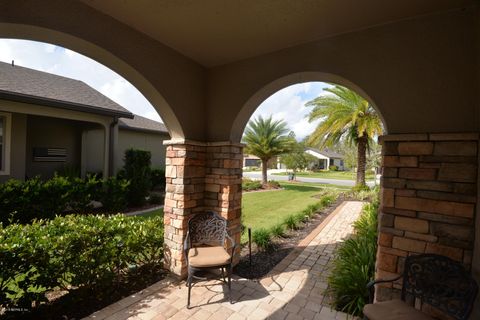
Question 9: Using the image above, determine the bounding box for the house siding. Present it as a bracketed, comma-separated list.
[0, 112, 27, 182]
[25, 115, 83, 179]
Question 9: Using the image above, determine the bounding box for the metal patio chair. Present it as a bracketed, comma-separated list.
[183, 211, 236, 308]
[363, 254, 478, 320]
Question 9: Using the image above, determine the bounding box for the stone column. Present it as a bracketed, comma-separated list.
[163, 141, 243, 277]
[376, 133, 477, 304]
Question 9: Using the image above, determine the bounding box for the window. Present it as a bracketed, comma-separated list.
[0, 112, 11, 175]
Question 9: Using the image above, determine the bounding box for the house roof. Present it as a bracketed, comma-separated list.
[0, 61, 133, 118]
[306, 147, 344, 159]
[119, 114, 169, 135]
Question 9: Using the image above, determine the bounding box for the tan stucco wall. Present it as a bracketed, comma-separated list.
[25, 115, 84, 179]
[207, 8, 479, 141]
[116, 130, 168, 172]
[82, 128, 106, 176]
[0, 112, 26, 183]
[84, 128, 168, 174]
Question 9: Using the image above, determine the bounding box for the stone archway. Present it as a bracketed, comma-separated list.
[0, 23, 188, 141]
[230, 71, 388, 142]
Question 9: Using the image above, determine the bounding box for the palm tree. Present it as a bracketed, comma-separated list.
[306, 85, 383, 187]
[243, 116, 292, 185]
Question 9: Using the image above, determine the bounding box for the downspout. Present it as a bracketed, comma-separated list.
[108, 117, 118, 177]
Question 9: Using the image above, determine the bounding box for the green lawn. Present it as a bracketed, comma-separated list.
[242, 183, 339, 232]
[132, 208, 163, 220]
[273, 170, 375, 180]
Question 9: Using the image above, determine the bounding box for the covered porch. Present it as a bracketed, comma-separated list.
[1, 0, 480, 318]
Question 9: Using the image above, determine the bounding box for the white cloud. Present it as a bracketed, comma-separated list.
[0, 39, 163, 123]
[250, 82, 329, 140]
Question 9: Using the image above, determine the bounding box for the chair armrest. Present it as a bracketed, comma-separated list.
[366, 275, 402, 304]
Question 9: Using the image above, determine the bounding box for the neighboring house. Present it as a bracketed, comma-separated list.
[305, 147, 345, 170]
[0, 61, 169, 182]
[242, 154, 261, 168]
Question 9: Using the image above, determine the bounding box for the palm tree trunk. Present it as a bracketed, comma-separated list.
[261, 159, 268, 185]
[356, 136, 367, 187]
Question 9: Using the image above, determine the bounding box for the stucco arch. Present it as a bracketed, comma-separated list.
[0, 23, 184, 139]
[230, 71, 387, 142]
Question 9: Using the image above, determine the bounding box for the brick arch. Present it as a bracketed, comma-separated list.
[229, 71, 387, 142]
[0, 23, 184, 139]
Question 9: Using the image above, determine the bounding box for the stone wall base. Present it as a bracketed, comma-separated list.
[376, 133, 477, 313]
[163, 141, 243, 277]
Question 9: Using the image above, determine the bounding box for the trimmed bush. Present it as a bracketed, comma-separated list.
[0, 214, 163, 310]
[149, 193, 164, 205]
[329, 165, 339, 171]
[0, 175, 129, 225]
[99, 177, 130, 213]
[242, 178, 262, 191]
[252, 228, 272, 250]
[327, 196, 379, 317]
[150, 168, 166, 190]
[122, 149, 152, 206]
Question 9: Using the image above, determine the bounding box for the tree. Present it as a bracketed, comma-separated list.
[243, 116, 292, 185]
[305, 85, 383, 187]
[281, 136, 316, 175]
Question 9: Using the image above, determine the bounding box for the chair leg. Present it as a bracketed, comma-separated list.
[228, 264, 233, 304]
[221, 267, 226, 283]
[187, 269, 193, 309]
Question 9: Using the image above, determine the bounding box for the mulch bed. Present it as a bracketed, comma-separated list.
[4, 266, 168, 320]
[233, 195, 346, 279]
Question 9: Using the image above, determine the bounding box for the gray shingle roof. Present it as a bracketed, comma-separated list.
[119, 114, 169, 134]
[306, 147, 344, 159]
[0, 61, 132, 118]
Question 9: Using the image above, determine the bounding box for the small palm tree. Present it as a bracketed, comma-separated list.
[306, 85, 383, 187]
[243, 116, 292, 185]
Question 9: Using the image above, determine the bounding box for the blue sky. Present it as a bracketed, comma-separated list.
[0, 39, 329, 139]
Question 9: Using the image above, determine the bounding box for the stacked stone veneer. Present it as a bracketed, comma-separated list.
[376, 133, 478, 302]
[163, 141, 243, 277]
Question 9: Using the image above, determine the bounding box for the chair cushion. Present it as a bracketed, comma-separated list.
[188, 246, 231, 268]
[363, 299, 433, 320]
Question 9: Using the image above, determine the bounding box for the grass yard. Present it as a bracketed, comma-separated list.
[273, 170, 375, 180]
[242, 184, 339, 233]
[132, 208, 164, 220]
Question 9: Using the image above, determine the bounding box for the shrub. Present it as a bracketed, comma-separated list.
[284, 214, 299, 230]
[267, 180, 281, 189]
[329, 165, 339, 171]
[149, 193, 164, 205]
[242, 178, 262, 191]
[122, 149, 152, 206]
[0, 214, 163, 310]
[252, 228, 272, 250]
[327, 196, 379, 317]
[151, 168, 166, 190]
[270, 223, 285, 238]
[320, 194, 335, 207]
[99, 176, 130, 213]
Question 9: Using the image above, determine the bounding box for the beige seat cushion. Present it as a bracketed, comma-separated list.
[188, 246, 231, 268]
[363, 299, 433, 320]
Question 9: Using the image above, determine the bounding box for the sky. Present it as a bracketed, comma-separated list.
[0, 39, 329, 140]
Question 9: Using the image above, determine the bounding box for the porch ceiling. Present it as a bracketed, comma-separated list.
[81, 0, 474, 67]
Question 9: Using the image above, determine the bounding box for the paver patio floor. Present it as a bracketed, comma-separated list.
[87, 201, 364, 320]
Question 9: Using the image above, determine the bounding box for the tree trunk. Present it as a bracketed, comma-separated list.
[356, 136, 367, 187]
[261, 159, 268, 186]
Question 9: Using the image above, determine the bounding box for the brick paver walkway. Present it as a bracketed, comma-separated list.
[87, 201, 364, 320]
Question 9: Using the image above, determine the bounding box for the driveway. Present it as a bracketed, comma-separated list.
[243, 171, 376, 187]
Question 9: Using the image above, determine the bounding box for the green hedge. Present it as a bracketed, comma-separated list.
[0, 175, 129, 226]
[327, 196, 379, 317]
[0, 214, 163, 309]
[121, 149, 152, 206]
